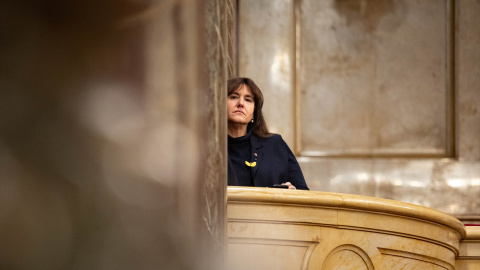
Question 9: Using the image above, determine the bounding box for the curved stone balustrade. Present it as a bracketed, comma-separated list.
[227, 187, 478, 269]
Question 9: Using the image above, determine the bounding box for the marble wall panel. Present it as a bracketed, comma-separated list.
[299, 0, 452, 157]
[457, 0, 480, 161]
[237, 0, 480, 218]
[238, 0, 296, 146]
[299, 157, 480, 215]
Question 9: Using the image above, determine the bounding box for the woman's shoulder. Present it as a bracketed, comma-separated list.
[268, 133, 283, 141]
[255, 133, 285, 145]
[263, 133, 280, 138]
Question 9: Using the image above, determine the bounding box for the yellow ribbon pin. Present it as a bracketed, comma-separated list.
[245, 161, 257, 167]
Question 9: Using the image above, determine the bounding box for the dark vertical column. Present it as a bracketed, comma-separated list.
[0, 0, 231, 269]
[202, 0, 236, 266]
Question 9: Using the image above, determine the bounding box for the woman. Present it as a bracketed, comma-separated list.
[227, 77, 309, 190]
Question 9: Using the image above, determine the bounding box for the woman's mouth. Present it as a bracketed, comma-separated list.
[234, 110, 245, 115]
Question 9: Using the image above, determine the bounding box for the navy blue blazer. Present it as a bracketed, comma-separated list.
[228, 133, 309, 190]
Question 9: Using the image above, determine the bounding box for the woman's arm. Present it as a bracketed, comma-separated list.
[281, 137, 309, 190]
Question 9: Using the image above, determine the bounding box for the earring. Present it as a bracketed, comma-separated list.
[251, 119, 254, 123]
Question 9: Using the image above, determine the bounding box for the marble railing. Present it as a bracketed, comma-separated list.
[227, 187, 479, 270]
[457, 226, 480, 269]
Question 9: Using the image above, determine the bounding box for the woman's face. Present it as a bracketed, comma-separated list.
[227, 84, 255, 126]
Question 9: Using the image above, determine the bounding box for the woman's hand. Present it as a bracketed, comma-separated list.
[282, 182, 296, 190]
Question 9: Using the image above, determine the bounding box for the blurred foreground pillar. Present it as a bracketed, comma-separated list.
[0, 0, 233, 269]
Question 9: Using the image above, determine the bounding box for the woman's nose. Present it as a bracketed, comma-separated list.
[237, 98, 244, 107]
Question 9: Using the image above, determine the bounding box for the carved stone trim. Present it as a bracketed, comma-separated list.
[229, 217, 460, 257]
[378, 247, 455, 270]
[228, 237, 318, 270]
[322, 244, 375, 270]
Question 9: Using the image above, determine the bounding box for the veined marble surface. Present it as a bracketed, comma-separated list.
[237, 0, 480, 218]
[227, 187, 478, 270]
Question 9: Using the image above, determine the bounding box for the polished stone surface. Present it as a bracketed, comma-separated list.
[457, 0, 480, 162]
[238, 0, 296, 145]
[237, 0, 480, 219]
[299, 158, 480, 215]
[227, 187, 476, 270]
[298, 0, 451, 157]
[203, 0, 235, 259]
[457, 226, 480, 269]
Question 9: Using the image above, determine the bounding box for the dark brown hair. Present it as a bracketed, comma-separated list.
[227, 77, 271, 137]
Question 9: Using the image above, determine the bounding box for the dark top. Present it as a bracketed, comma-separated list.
[228, 131, 309, 190]
[228, 129, 253, 186]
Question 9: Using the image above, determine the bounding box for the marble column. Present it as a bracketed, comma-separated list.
[0, 0, 232, 269]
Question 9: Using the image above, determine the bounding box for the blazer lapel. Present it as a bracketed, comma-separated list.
[250, 134, 265, 181]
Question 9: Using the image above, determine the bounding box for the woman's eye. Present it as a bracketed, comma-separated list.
[246, 99, 253, 102]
